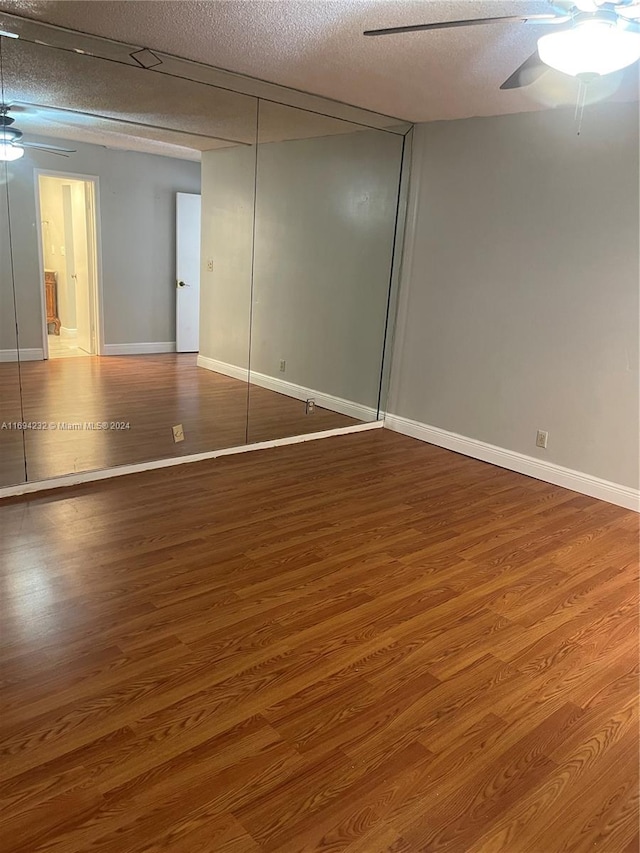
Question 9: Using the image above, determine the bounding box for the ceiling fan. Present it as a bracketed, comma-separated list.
[364, 1, 640, 89]
[0, 105, 76, 160]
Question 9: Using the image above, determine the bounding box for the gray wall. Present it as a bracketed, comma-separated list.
[252, 128, 402, 408]
[389, 101, 639, 489]
[199, 129, 403, 410]
[0, 172, 18, 353]
[199, 144, 255, 370]
[1, 135, 200, 351]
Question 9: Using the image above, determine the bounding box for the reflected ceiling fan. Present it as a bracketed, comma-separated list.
[0, 104, 76, 160]
[364, 1, 640, 89]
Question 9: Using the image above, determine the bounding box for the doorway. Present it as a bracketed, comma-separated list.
[36, 172, 101, 359]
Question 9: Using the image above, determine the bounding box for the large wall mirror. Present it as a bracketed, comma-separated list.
[248, 102, 404, 444]
[0, 17, 408, 489]
[0, 148, 25, 486]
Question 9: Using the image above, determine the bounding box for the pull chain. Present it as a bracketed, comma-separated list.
[575, 77, 591, 136]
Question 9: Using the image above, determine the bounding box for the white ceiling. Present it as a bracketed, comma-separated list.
[1, 0, 637, 123]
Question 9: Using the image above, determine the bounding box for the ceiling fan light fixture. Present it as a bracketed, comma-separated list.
[537, 20, 640, 77]
[0, 142, 24, 161]
[0, 126, 21, 144]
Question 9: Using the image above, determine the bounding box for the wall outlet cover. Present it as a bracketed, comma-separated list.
[536, 429, 549, 449]
[172, 424, 185, 443]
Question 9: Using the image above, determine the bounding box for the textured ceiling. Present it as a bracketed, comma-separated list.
[8, 107, 222, 161]
[0, 26, 374, 160]
[0, 0, 638, 123]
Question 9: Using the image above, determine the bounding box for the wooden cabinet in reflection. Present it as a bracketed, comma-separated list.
[45, 270, 61, 335]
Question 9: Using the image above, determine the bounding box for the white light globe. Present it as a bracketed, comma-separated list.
[538, 21, 640, 77]
[0, 143, 24, 161]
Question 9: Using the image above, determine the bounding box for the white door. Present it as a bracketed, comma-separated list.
[176, 192, 201, 353]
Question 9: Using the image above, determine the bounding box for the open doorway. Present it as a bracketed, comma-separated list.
[36, 172, 101, 359]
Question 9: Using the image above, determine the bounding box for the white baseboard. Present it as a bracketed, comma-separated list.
[197, 355, 248, 382]
[197, 356, 378, 422]
[0, 348, 44, 362]
[0, 420, 383, 501]
[60, 327, 77, 341]
[103, 342, 176, 356]
[384, 414, 639, 512]
[252, 371, 378, 422]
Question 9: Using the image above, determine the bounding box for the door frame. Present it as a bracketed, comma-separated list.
[34, 169, 104, 358]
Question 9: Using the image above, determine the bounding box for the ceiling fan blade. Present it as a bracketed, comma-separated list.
[21, 141, 76, 153]
[500, 50, 549, 90]
[363, 14, 566, 37]
[19, 143, 73, 156]
[618, 14, 640, 29]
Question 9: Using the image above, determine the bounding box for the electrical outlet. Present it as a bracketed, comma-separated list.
[172, 424, 185, 443]
[536, 429, 548, 449]
[206, 259, 214, 272]
[279, 360, 286, 373]
[305, 399, 316, 415]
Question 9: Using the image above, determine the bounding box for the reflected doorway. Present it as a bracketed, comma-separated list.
[36, 172, 100, 359]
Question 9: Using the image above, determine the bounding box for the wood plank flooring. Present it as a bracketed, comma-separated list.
[0, 354, 360, 486]
[0, 430, 638, 852]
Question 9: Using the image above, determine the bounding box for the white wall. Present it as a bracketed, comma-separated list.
[389, 101, 639, 491]
[199, 129, 403, 413]
[1, 135, 200, 353]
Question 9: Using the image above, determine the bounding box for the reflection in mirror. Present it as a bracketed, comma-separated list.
[1, 34, 257, 481]
[197, 142, 256, 431]
[0, 119, 26, 487]
[247, 101, 405, 444]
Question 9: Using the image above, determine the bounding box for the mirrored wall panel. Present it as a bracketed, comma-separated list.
[1, 33, 257, 481]
[0, 156, 26, 486]
[247, 102, 404, 443]
[0, 16, 408, 488]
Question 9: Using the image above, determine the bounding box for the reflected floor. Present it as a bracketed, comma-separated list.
[47, 335, 91, 359]
[0, 354, 361, 485]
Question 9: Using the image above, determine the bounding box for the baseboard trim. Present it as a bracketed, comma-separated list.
[197, 355, 248, 382]
[0, 421, 384, 501]
[384, 414, 639, 512]
[0, 348, 44, 362]
[60, 327, 78, 341]
[103, 342, 176, 356]
[197, 356, 378, 422]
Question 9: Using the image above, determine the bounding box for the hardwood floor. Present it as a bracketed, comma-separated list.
[0, 430, 637, 852]
[0, 354, 360, 486]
